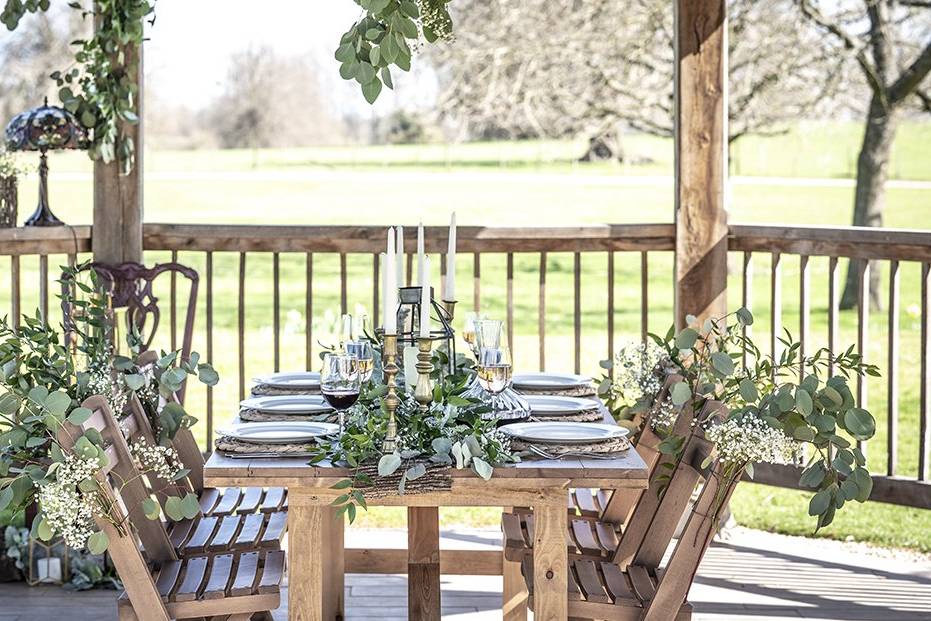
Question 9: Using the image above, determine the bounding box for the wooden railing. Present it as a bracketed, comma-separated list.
[1, 222, 929, 509]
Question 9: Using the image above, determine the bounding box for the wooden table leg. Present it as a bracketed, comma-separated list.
[532, 492, 568, 621]
[322, 505, 345, 619]
[289, 500, 326, 620]
[408, 506, 441, 621]
[502, 508, 528, 621]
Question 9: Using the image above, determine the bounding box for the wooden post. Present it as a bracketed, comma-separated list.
[92, 41, 143, 263]
[673, 0, 728, 327]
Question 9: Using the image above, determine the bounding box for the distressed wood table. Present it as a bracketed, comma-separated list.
[204, 442, 648, 621]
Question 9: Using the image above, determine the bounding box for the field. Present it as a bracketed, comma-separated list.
[3, 120, 931, 552]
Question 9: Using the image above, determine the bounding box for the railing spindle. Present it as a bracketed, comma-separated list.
[887, 260, 899, 476]
[799, 255, 810, 382]
[10, 255, 20, 330]
[828, 257, 839, 377]
[39, 254, 49, 324]
[170, 249, 178, 351]
[205, 251, 214, 452]
[473, 253, 481, 312]
[538, 252, 546, 371]
[640, 251, 648, 345]
[856, 261, 870, 453]
[770, 252, 782, 365]
[741, 252, 753, 370]
[273, 252, 281, 373]
[506, 252, 514, 353]
[607, 251, 615, 365]
[574, 251, 581, 374]
[238, 252, 246, 401]
[920, 262, 930, 481]
[340, 253, 348, 316]
[312, 252, 314, 371]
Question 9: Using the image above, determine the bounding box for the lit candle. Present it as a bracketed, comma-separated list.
[420, 255, 431, 338]
[396, 225, 405, 287]
[385, 229, 397, 334]
[417, 221, 425, 286]
[446, 212, 456, 301]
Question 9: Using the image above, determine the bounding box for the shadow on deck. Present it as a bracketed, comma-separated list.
[0, 527, 928, 620]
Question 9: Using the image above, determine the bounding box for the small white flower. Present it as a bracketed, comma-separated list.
[130, 439, 184, 481]
[705, 414, 801, 466]
[36, 454, 101, 550]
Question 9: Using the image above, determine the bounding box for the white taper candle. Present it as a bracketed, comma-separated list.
[420, 255, 431, 338]
[446, 212, 457, 300]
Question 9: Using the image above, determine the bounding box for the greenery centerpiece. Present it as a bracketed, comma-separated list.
[0, 265, 218, 559]
[601, 308, 879, 531]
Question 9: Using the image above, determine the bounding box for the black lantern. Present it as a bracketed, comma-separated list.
[4, 98, 88, 226]
[396, 286, 457, 374]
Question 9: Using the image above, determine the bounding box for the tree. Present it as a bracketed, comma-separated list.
[794, 0, 931, 310]
[428, 0, 848, 159]
[206, 47, 341, 153]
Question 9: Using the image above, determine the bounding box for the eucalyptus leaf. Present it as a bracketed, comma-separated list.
[670, 382, 691, 406]
[739, 378, 758, 402]
[87, 530, 109, 554]
[378, 452, 402, 476]
[674, 328, 699, 351]
[808, 487, 832, 516]
[843, 408, 875, 440]
[472, 456, 493, 481]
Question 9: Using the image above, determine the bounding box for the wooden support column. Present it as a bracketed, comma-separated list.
[673, 0, 728, 327]
[93, 41, 143, 263]
[408, 507, 441, 620]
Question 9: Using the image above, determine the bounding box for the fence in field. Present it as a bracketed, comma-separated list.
[1, 222, 929, 509]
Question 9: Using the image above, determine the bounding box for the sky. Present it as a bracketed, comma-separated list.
[144, 1, 436, 116]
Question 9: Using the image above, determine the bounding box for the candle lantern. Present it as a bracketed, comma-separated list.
[395, 286, 457, 375]
[27, 536, 69, 586]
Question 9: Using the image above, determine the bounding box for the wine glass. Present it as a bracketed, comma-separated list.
[344, 340, 375, 383]
[462, 312, 480, 355]
[473, 319, 503, 357]
[338, 313, 354, 346]
[321, 353, 361, 433]
[476, 346, 513, 405]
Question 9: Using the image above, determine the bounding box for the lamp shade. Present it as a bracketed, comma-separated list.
[4, 99, 88, 153]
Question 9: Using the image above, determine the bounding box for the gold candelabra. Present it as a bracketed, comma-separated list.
[414, 337, 434, 413]
[442, 299, 457, 323]
[381, 334, 400, 453]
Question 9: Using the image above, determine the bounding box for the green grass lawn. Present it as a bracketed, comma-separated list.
[3, 121, 931, 552]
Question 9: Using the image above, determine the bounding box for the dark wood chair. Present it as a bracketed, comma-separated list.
[59, 396, 283, 621]
[520, 400, 736, 620]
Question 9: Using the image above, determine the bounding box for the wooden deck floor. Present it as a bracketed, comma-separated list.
[0, 526, 928, 620]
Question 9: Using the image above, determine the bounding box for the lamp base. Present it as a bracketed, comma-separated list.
[24, 153, 64, 227]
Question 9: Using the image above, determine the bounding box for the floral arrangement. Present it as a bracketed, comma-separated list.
[0, 266, 216, 557]
[309, 344, 516, 522]
[603, 308, 879, 531]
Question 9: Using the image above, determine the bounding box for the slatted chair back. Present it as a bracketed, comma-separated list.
[597, 373, 683, 524]
[612, 398, 725, 569]
[61, 261, 199, 403]
[135, 350, 207, 492]
[57, 397, 176, 621]
[640, 404, 740, 620]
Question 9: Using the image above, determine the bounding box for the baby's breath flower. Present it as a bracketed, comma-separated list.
[705, 414, 800, 466]
[36, 454, 101, 550]
[648, 396, 678, 433]
[611, 341, 668, 406]
[130, 439, 184, 481]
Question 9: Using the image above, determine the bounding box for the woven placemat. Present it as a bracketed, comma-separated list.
[250, 384, 321, 397]
[215, 437, 316, 455]
[529, 406, 604, 423]
[511, 434, 631, 457]
[239, 408, 337, 423]
[514, 385, 597, 398]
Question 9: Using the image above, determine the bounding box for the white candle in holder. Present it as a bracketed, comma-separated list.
[379, 252, 387, 326]
[385, 229, 397, 334]
[417, 221, 425, 286]
[396, 225, 405, 287]
[403, 345, 418, 386]
[446, 212, 456, 300]
[420, 255, 431, 338]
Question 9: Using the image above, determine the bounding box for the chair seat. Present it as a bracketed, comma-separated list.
[522, 557, 691, 620]
[502, 509, 620, 562]
[119, 550, 284, 618]
[169, 510, 288, 555]
[199, 486, 288, 516]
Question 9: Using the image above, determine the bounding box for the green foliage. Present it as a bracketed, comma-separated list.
[337, 0, 454, 103]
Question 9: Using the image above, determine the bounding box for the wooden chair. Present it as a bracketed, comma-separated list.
[502, 375, 687, 565]
[520, 400, 736, 620]
[59, 396, 284, 621]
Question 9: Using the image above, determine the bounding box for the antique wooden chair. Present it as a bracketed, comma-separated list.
[520, 400, 736, 620]
[59, 396, 284, 621]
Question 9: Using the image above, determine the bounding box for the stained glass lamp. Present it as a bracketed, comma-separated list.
[4, 98, 88, 226]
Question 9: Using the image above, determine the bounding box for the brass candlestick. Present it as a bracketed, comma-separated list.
[414, 337, 434, 413]
[382, 333, 400, 453]
[442, 299, 457, 322]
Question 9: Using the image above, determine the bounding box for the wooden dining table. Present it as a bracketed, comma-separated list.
[204, 426, 649, 621]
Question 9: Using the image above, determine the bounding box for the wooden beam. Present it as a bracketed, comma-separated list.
[673, 0, 728, 326]
[92, 42, 143, 263]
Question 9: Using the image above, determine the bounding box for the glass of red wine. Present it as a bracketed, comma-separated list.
[321, 353, 361, 433]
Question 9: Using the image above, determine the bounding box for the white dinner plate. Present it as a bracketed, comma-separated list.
[526, 395, 599, 416]
[252, 371, 321, 389]
[501, 422, 628, 444]
[240, 395, 333, 414]
[217, 421, 338, 444]
[512, 372, 593, 390]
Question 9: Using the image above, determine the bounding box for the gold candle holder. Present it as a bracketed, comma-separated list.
[414, 337, 434, 413]
[382, 333, 400, 453]
[442, 299, 457, 322]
